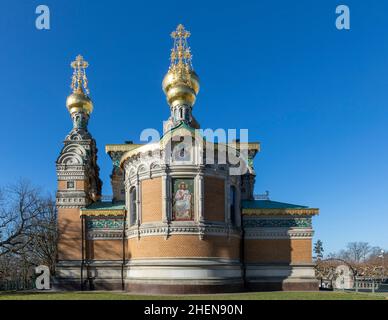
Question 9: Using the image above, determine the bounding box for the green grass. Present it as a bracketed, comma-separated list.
[0, 291, 387, 300]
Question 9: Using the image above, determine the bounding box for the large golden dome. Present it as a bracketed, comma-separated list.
[162, 69, 200, 108]
[66, 88, 93, 115]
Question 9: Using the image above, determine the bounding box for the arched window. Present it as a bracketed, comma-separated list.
[229, 186, 236, 225]
[129, 187, 137, 226]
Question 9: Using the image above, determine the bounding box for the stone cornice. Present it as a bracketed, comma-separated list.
[245, 228, 314, 239]
[87, 230, 123, 240]
[126, 223, 241, 239]
[105, 144, 143, 153]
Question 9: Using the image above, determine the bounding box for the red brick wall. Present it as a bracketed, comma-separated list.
[204, 177, 225, 222]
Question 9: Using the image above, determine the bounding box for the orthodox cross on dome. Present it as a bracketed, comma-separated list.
[70, 54, 90, 95]
[169, 24, 193, 81]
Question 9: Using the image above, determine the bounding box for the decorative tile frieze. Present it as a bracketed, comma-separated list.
[243, 217, 312, 228]
[85, 217, 125, 240]
[86, 218, 125, 230]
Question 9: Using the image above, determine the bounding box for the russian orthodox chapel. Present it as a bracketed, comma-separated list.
[55, 25, 319, 293]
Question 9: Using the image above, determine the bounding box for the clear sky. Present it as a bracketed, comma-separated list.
[0, 0, 387, 254]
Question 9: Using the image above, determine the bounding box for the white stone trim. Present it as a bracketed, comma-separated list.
[126, 222, 241, 239]
[245, 264, 316, 279]
[126, 258, 242, 281]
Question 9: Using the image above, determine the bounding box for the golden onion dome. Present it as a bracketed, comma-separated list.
[162, 69, 200, 108]
[162, 24, 200, 108]
[66, 55, 93, 115]
[66, 88, 93, 115]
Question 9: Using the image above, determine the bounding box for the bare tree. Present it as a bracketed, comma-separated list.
[322, 243, 387, 278]
[368, 246, 385, 259]
[27, 198, 58, 273]
[336, 249, 351, 261]
[0, 180, 58, 283]
[346, 242, 371, 263]
[0, 181, 45, 256]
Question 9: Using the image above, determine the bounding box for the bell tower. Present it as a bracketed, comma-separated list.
[56, 55, 102, 270]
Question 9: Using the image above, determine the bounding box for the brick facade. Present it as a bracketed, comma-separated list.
[204, 177, 225, 222]
[141, 178, 162, 223]
[57, 207, 82, 260]
[87, 239, 124, 260]
[244, 239, 312, 264]
[57, 180, 87, 190]
[128, 235, 240, 259]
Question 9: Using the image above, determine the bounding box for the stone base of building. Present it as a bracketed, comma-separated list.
[53, 260, 318, 293]
[125, 280, 244, 294]
[246, 279, 319, 291]
[245, 263, 319, 291]
[53, 280, 318, 293]
[53, 278, 125, 291]
[53, 260, 125, 291]
[124, 258, 244, 294]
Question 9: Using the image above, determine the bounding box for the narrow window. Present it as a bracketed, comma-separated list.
[130, 187, 137, 226]
[230, 186, 236, 225]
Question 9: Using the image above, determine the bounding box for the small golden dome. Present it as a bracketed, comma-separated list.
[66, 55, 93, 115]
[162, 70, 200, 108]
[66, 88, 93, 115]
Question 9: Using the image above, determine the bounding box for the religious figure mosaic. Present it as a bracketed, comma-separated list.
[172, 178, 194, 221]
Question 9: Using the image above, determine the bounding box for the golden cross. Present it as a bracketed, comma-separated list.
[169, 24, 192, 70]
[70, 55, 89, 94]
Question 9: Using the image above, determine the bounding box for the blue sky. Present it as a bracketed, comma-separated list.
[0, 0, 387, 254]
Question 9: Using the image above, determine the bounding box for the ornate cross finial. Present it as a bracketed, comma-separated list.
[70, 55, 90, 95]
[169, 24, 193, 78]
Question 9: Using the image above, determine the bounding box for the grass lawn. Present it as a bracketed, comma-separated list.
[0, 291, 387, 300]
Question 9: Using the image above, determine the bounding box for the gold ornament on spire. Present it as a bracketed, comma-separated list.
[66, 54, 93, 115]
[70, 54, 90, 95]
[162, 24, 200, 109]
[169, 24, 193, 86]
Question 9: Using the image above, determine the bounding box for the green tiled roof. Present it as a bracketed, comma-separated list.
[83, 201, 126, 211]
[242, 200, 308, 209]
[161, 121, 197, 139]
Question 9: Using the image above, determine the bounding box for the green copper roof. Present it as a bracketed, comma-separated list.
[242, 200, 308, 209]
[83, 201, 126, 211]
[161, 121, 197, 139]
